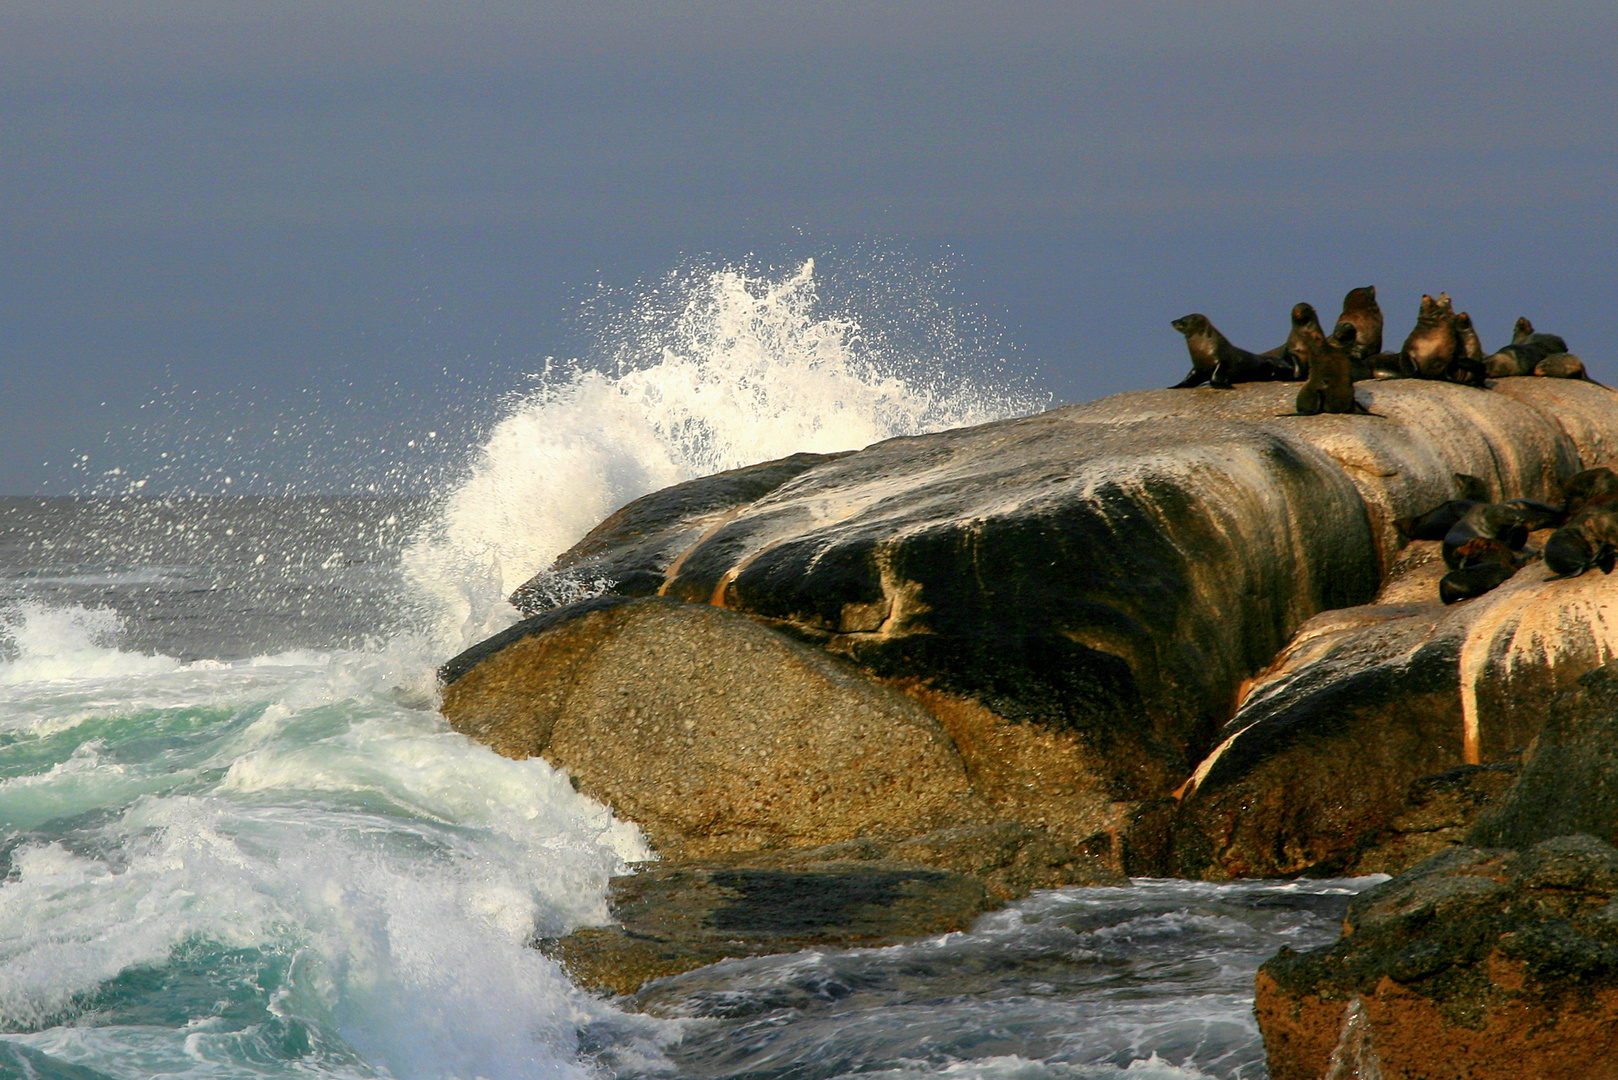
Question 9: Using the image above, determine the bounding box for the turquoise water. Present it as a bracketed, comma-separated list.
[0, 498, 1367, 1080]
[1, 264, 1366, 1079]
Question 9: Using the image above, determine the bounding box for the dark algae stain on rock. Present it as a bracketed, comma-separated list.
[542, 858, 997, 997]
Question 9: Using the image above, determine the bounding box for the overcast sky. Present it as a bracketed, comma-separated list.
[3, 1, 1615, 493]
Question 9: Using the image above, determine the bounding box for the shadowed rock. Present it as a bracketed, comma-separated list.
[1175, 536, 1618, 879]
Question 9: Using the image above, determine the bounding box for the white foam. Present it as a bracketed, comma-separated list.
[0, 602, 179, 685]
[403, 260, 1044, 650]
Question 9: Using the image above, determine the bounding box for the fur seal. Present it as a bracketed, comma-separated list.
[1294, 318, 1366, 415]
[1535, 352, 1591, 380]
[1334, 285, 1383, 362]
[1439, 538, 1522, 604]
[1170, 314, 1295, 389]
[1400, 293, 1457, 379]
[1544, 495, 1618, 577]
[1448, 312, 1489, 387]
[1442, 502, 1530, 569]
[1261, 302, 1317, 377]
[1561, 467, 1618, 518]
[1395, 475, 1493, 540]
[1486, 317, 1572, 378]
[1500, 497, 1566, 531]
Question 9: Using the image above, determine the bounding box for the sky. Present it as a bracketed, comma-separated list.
[3, 0, 1616, 494]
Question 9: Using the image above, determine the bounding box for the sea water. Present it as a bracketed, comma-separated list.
[0, 262, 1370, 1080]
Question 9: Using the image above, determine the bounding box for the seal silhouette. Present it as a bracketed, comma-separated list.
[1448, 312, 1489, 387]
[1170, 314, 1295, 389]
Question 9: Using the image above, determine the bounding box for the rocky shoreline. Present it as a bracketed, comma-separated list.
[438, 376, 1618, 1075]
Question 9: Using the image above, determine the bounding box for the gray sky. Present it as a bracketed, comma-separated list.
[4, 1, 1616, 493]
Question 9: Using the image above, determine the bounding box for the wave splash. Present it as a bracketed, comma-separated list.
[406, 258, 1046, 648]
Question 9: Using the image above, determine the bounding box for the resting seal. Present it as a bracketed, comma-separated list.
[1535, 352, 1592, 380]
[1170, 314, 1295, 389]
[1294, 318, 1366, 415]
[1561, 467, 1618, 518]
[1400, 293, 1457, 379]
[1439, 538, 1522, 605]
[1394, 475, 1493, 540]
[1485, 316, 1571, 378]
[1442, 502, 1531, 569]
[1334, 285, 1383, 362]
[1544, 495, 1618, 577]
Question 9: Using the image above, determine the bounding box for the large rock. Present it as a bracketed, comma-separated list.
[1174, 536, 1618, 879]
[508, 381, 1613, 805]
[462, 377, 1618, 875]
[441, 595, 1148, 862]
[1257, 835, 1618, 1080]
[1470, 661, 1618, 849]
[440, 595, 989, 857]
[510, 452, 843, 610]
[1255, 663, 1618, 1079]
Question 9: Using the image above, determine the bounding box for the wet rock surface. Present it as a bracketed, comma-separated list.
[510, 452, 843, 611]
[541, 858, 997, 998]
[541, 823, 1125, 997]
[1257, 835, 1618, 1080]
[1256, 663, 1618, 1079]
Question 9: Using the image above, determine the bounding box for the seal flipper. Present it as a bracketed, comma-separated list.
[1599, 546, 1618, 575]
[1170, 370, 1209, 389]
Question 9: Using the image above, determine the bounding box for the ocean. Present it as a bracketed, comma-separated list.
[0, 262, 1372, 1080]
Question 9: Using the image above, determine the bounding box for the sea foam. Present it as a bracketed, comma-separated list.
[403, 259, 1044, 649]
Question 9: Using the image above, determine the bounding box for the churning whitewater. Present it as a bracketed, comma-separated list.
[1, 262, 1363, 1080]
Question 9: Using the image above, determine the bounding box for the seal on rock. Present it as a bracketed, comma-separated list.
[1448, 312, 1489, 387]
[1394, 475, 1493, 540]
[1562, 467, 1618, 518]
[1293, 317, 1366, 415]
[1535, 353, 1592, 380]
[1544, 495, 1618, 577]
[1485, 317, 1572, 378]
[1170, 314, 1295, 389]
[1334, 285, 1383, 362]
[1441, 502, 1530, 569]
[1439, 538, 1522, 604]
[1400, 293, 1457, 379]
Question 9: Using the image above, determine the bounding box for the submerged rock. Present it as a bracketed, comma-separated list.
[542, 821, 1126, 999]
[544, 858, 994, 999]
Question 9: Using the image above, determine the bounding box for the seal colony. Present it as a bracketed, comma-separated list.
[1169, 284, 1610, 604]
[1170, 285, 1597, 416]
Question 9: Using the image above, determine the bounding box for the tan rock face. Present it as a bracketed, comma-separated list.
[441, 596, 985, 858]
